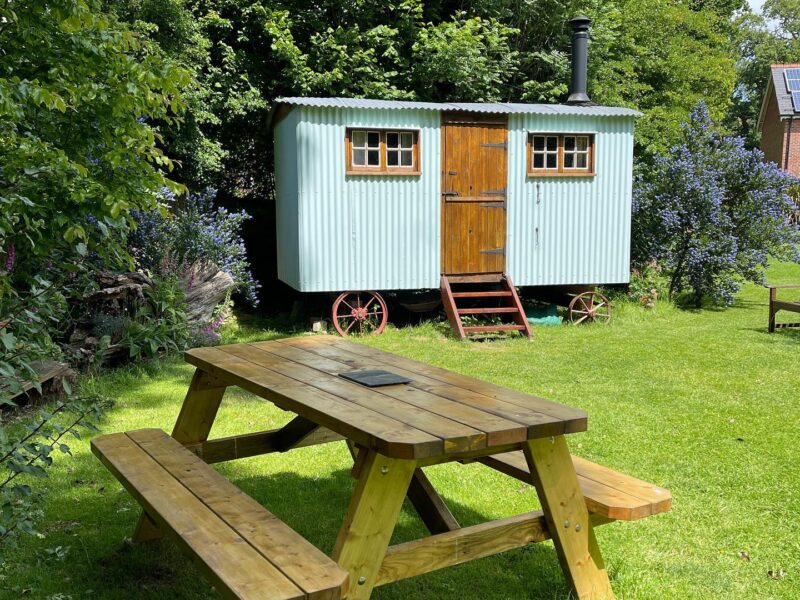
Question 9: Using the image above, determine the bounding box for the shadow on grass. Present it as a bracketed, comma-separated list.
[52, 451, 587, 600]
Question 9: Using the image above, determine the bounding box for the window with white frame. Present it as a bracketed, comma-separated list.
[346, 128, 420, 174]
[350, 130, 381, 168]
[528, 133, 595, 176]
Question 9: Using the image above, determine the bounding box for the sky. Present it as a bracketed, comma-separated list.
[748, 0, 766, 14]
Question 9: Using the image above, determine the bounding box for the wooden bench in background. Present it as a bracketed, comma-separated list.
[767, 284, 800, 333]
[91, 429, 349, 600]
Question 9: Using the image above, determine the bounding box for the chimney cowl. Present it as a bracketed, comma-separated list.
[566, 15, 592, 105]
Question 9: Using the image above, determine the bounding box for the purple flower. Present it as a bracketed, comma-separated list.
[4, 243, 15, 272]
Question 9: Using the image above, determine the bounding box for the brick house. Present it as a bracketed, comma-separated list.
[758, 64, 800, 175]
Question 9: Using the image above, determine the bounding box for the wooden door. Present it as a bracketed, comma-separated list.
[441, 114, 508, 275]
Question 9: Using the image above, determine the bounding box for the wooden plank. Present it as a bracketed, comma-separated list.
[91, 433, 305, 600]
[134, 367, 228, 543]
[479, 451, 671, 521]
[457, 307, 520, 314]
[524, 436, 614, 600]
[128, 429, 349, 600]
[271, 415, 321, 451]
[254, 342, 528, 448]
[332, 450, 416, 600]
[283, 337, 585, 438]
[376, 510, 548, 586]
[171, 368, 228, 444]
[220, 344, 484, 454]
[451, 290, 512, 298]
[306, 337, 588, 434]
[406, 469, 460, 535]
[463, 325, 526, 333]
[185, 346, 442, 459]
[504, 275, 533, 338]
[440, 276, 466, 340]
[186, 426, 345, 464]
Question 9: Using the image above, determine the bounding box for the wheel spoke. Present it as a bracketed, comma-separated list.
[342, 299, 355, 311]
[575, 314, 590, 325]
[364, 296, 376, 311]
[344, 319, 357, 334]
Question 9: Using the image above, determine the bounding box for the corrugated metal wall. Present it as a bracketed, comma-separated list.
[274, 109, 301, 289]
[275, 106, 635, 292]
[292, 106, 441, 292]
[506, 114, 635, 287]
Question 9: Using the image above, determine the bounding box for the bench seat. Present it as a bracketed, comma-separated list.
[91, 429, 348, 600]
[478, 450, 671, 521]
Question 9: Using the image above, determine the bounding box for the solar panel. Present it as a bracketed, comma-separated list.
[785, 68, 800, 91]
[793, 91, 800, 111]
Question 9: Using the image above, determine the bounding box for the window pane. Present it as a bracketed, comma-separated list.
[533, 154, 544, 169]
[401, 150, 413, 166]
[577, 136, 589, 151]
[564, 153, 575, 168]
[353, 148, 366, 166]
[546, 136, 558, 151]
[387, 150, 398, 166]
[577, 154, 587, 169]
[352, 131, 366, 148]
[533, 136, 545, 151]
[367, 149, 380, 165]
[367, 131, 380, 147]
[400, 132, 413, 148]
[546, 154, 557, 168]
[564, 136, 576, 151]
[386, 132, 399, 148]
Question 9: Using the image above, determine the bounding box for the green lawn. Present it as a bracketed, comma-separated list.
[2, 264, 799, 599]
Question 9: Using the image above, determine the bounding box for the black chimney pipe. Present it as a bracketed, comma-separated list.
[566, 15, 592, 105]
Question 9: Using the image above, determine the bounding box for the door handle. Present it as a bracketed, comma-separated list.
[442, 191, 459, 197]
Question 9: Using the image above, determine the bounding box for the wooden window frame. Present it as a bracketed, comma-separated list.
[345, 128, 421, 176]
[527, 133, 595, 177]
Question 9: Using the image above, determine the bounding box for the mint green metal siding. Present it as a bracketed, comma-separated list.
[506, 114, 635, 287]
[274, 103, 635, 292]
[291, 106, 441, 292]
[274, 109, 302, 289]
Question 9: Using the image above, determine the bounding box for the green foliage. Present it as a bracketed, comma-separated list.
[119, 276, 189, 359]
[0, 0, 188, 272]
[106, 0, 738, 197]
[0, 393, 113, 551]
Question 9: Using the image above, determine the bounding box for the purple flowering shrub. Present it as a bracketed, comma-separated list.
[632, 102, 800, 306]
[129, 188, 260, 307]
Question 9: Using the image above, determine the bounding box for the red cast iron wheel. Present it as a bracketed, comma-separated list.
[331, 291, 388, 336]
[568, 291, 612, 325]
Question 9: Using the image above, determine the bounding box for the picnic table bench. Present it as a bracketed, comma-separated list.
[767, 283, 800, 332]
[91, 336, 671, 600]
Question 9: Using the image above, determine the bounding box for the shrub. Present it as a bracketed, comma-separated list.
[129, 187, 260, 306]
[632, 102, 800, 306]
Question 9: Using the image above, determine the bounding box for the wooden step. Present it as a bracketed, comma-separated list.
[92, 429, 348, 600]
[457, 307, 520, 315]
[447, 274, 504, 283]
[452, 291, 513, 298]
[462, 325, 527, 333]
[478, 450, 672, 521]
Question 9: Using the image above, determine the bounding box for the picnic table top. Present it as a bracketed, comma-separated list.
[185, 336, 587, 460]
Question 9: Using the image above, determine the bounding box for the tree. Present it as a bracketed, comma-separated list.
[0, 0, 186, 546]
[632, 103, 799, 306]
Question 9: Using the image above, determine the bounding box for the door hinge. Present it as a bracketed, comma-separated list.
[480, 247, 506, 256]
[481, 141, 507, 149]
[479, 201, 506, 209]
[442, 191, 460, 197]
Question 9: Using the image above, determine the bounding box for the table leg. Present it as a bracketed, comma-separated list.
[132, 368, 227, 542]
[524, 436, 615, 600]
[332, 449, 416, 599]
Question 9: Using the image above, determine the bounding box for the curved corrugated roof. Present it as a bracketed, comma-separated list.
[273, 97, 642, 118]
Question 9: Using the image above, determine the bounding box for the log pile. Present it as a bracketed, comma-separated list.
[64, 264, 234, 367]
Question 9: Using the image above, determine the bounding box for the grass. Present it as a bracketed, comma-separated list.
[2, 263, 799, 599]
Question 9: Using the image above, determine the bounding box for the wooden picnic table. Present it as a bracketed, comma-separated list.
[93, 336, 671, 600]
